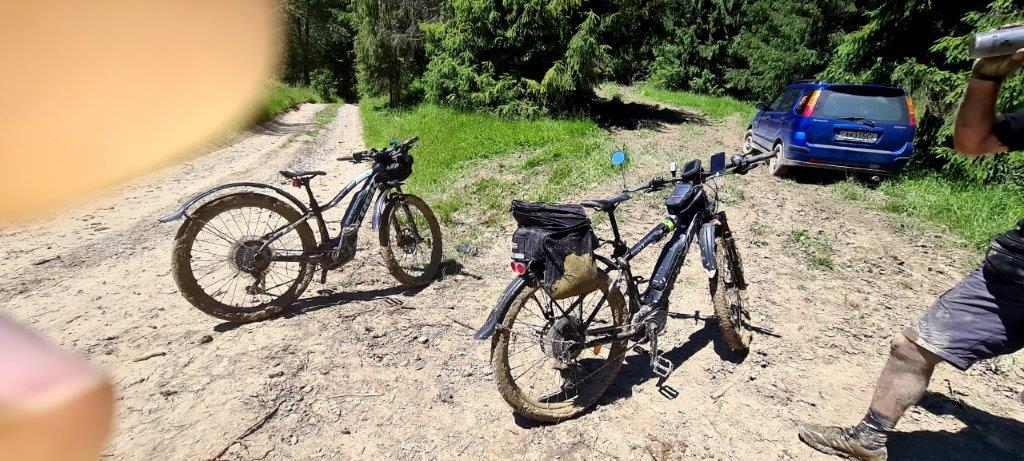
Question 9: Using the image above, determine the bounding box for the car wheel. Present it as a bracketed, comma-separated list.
[742, 130, 759, 155]
[769, 143, 791, 177]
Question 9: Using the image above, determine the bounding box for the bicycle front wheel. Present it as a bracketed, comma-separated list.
[711, 235, 752, 352]
[379, 194, 442, 287]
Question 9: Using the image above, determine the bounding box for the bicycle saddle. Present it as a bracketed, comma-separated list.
[581, 194, 630, 212]
[279, 169, 326, 181]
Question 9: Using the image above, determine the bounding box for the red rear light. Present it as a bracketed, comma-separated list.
[510, 261, 526, 275]
[906, 96, 917, 126]
[801, 90, 821, 116]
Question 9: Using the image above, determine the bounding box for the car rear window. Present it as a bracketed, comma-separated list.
[814, 86, 910, 124]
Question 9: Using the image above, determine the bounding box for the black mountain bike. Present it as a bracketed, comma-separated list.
[159, 137, 442, 322]
[475, 150, 775, 422]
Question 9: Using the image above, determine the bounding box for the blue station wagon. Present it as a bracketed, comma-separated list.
[744, 81, 916, 178]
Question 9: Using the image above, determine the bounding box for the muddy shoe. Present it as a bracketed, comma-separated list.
[798, 423, 887, 461]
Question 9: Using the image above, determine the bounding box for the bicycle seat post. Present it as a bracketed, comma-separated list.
[606, 209, 627, 258]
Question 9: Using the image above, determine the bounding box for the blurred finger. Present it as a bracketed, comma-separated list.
[0, 1, 282, 221]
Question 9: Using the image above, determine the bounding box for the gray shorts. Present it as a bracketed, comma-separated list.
[904, 266, 1024, 370]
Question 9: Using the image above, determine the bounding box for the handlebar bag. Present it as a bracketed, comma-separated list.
[510, 201, 602, 299]
[377, 149, 414, 182]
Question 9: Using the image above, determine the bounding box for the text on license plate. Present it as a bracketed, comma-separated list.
[835, 130, 878, 143]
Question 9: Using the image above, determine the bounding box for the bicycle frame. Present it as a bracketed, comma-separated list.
[264, 167, 421, 265]
[578, 209, 725, 350]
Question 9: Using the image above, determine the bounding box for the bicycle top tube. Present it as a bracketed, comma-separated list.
[322, 168, 373, 211]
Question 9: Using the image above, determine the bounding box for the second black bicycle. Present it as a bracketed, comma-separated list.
[160, 137, 442, 322]
[475, 149, 775, 422]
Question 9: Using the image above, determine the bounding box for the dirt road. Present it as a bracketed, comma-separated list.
[2, 102, 1022, 460]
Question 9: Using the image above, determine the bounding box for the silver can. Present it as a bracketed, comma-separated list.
[970, 25, 1024, 59]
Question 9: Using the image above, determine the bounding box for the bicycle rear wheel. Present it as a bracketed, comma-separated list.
[171, 192, 316, 322]
[490, 276, 627, 422]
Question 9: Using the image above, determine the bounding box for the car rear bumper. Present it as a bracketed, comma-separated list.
[785, 142, 912, 175]
[779, 157, 896, 175]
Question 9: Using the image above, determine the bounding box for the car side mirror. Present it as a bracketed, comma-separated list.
[755, 102, 768, 111]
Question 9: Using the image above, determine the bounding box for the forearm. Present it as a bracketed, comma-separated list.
[954, 78, 1006, 156]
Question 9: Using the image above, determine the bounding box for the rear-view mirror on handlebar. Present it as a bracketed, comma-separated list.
[709, 152, 726, 174]
[611, 150, 627, 166]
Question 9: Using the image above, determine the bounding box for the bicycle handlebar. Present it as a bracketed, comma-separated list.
[337, 137, 418, 163]
[621, 151, 777, 194]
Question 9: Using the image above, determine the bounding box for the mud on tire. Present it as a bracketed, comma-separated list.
[490, 279, 627, 422]
[710, 235, 752, 352]
[171, 192, 316, 323]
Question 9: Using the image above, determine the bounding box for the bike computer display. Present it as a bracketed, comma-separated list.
[709, 152, 726, 174]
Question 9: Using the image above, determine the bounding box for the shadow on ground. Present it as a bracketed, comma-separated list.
[777, 167, 882, 187]
[589, 96, 708, 131]
[887, 392, 1024, 460]
[511, 313, 782, 428]
[213, 285, 423, 332]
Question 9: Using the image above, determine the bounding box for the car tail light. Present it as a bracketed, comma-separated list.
[801, 90, 821, 116]
[906, 96, 917, 126]
[510, 261, 527, 275]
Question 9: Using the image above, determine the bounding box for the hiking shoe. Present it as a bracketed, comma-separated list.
[798, 423, 888, 461]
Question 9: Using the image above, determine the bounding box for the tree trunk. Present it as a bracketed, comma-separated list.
[301, 2, 311, 86]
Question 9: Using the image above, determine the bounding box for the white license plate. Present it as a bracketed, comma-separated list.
[836, 130, 878, 143]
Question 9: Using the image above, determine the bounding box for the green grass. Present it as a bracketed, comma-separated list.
[634, 85, 756, 120]
[257, 81, 323, 121]
[877, 174, 1024, 251]
[786, 229, 836, 271]
[359, 98, 613, 230]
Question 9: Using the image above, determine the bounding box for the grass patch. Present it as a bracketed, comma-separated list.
[786, 229, 836, 271]
[878, 173, 1024, 251]
[257, 81, 324, 122]
[635, 85, 756, 120]
[282, 103, 339, 147]
[359, 98, 613, 230]
[832, 178, 874, 203]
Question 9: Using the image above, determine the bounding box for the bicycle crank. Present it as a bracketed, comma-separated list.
[646, 322, 674, 378]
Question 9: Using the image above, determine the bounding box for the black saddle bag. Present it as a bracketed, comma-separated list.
[510, 201, 601, 298]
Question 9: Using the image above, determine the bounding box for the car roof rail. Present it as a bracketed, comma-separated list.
[793, 79, 823, 85]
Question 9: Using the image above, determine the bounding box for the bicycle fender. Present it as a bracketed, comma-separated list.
[474, 276, 529, 340]
[371, 186, 398, 230]
[157, 182, 309, 223]
[699, 222, 717, 278]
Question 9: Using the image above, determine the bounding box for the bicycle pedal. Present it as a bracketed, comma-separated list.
[651, 355, 674, 378]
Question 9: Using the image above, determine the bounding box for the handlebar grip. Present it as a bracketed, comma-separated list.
[404, 136, 419, 146]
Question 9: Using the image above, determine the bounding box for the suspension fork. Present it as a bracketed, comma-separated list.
[392, 187, 424, 241]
